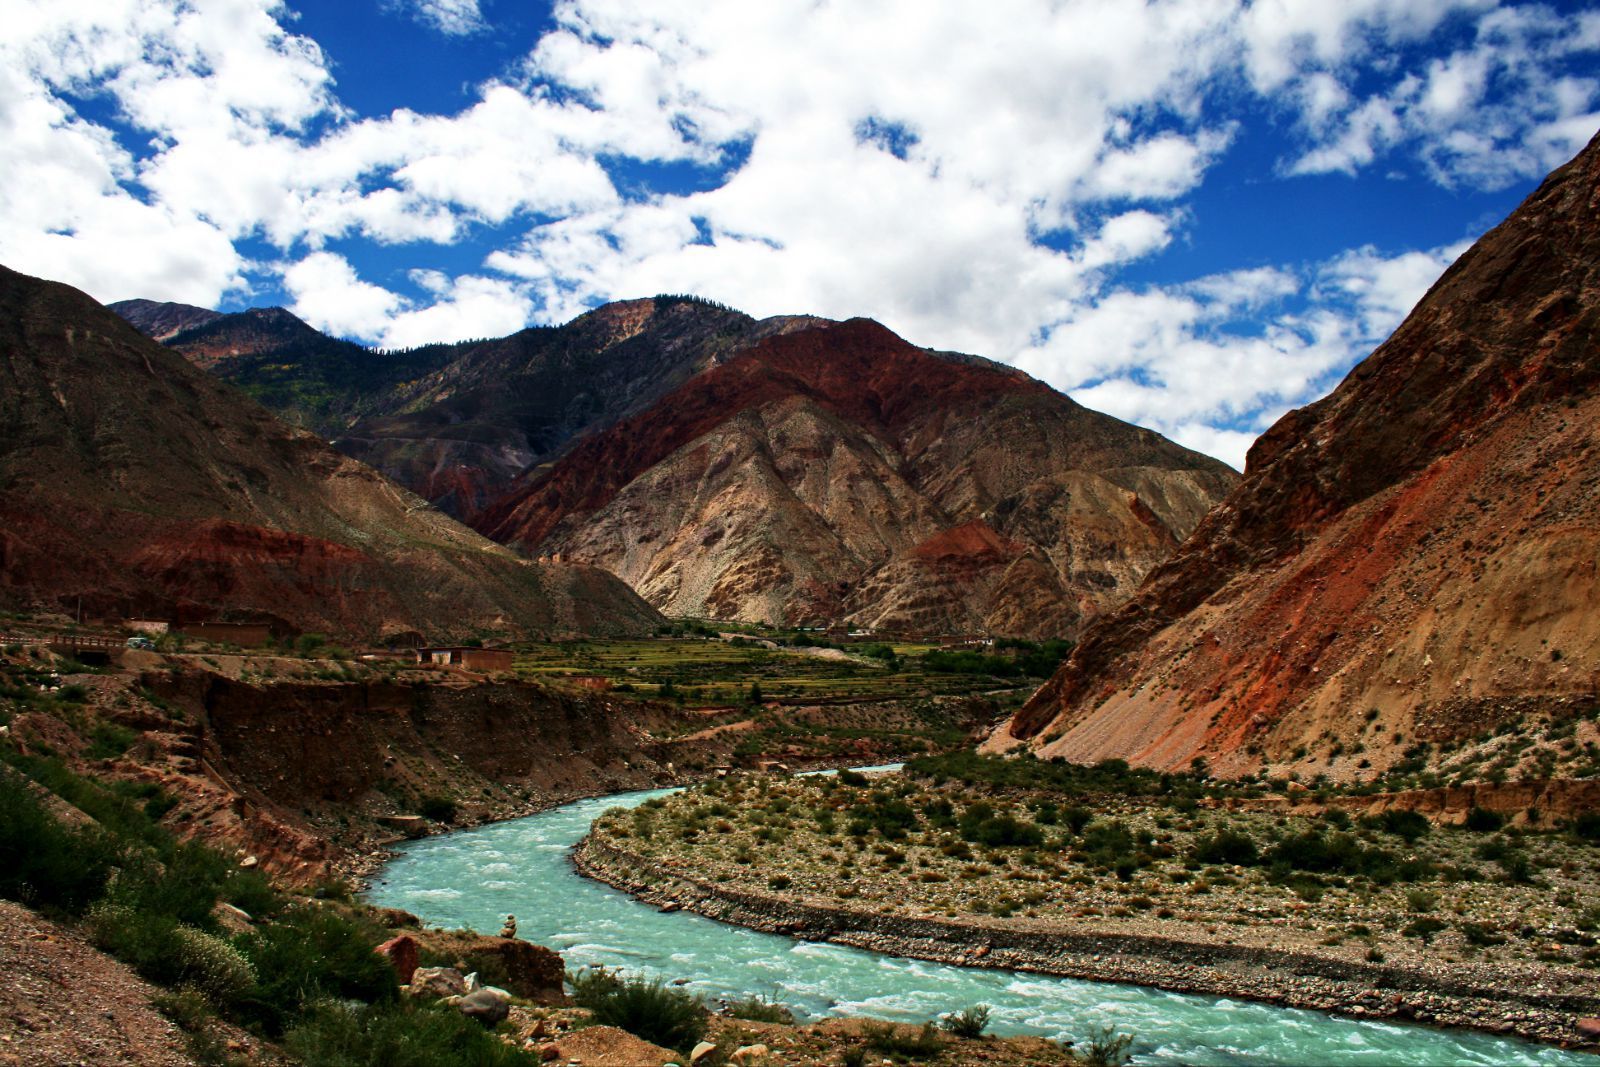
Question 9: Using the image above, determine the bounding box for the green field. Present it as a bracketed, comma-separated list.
[512, 635, 1041, 707]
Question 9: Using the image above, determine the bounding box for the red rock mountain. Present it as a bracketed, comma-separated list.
[483, 318, 1237, 636]
[990, 132, 1600, 774]
[0, 266, 661, 642]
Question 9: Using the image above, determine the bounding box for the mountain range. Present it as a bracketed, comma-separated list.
[114, 296, 1237, 636]
[1, 267, 660, 642]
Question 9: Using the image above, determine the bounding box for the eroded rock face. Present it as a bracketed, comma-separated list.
[993, 131, 1600, 774]
[483, 319, 1236, 637]
[0, 265, 661, 641]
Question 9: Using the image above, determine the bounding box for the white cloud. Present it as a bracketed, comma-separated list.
[393, 0, 486, 37]
[282, 252, 402, 339]
[0, 0, 1596, 467]
[282, 252, 531, 349]
[1280, 2, 1600, 188]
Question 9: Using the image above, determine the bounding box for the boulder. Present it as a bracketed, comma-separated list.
[731, 1044, 769, 1065]
[689, 1040, 718, 1063]
[408, 966, 468, 999]
[1577, 1018, 1600, 1040]
[538, 1043, 562, 1062]
[376, 935, 420, 985]
[456, 986, 511, 1026]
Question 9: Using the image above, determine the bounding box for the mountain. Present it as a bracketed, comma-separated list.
[107, 298, 221, 341]
[989, 132, 1600, 774]
[482, 317, 1238, 636]
[115, 294, 1237, 636]
[332, 297, 783, 525]
[115, 296, 783, 524]
[112, 303, 455, 437]
[0, 266, 661, 642]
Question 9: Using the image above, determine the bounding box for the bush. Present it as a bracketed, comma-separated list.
[237, 907, 399, 1035]
[568, 969, 707, 1052]
[727, 993, 794, 1024]
[1078, 1026, 1135, 1067]
[1372, 810, 1431, 843]
[0, 769, 122, 915]
[1190, 829, 1259, 866]
[863, 1021, 944, 1059]
[958, 802, 1043, 848]
[418, 795, 457, 824]
[85, 722, 137, 759]
[938, 1004, 991, 1038]
[1465, 807, 1505, 833]
[169, 926, 256, 1007]
[1403, 917, 1448, 944]
[286, 1000, 539, 1067]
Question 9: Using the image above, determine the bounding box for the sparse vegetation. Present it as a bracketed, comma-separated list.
[567, 967, 709, 1052]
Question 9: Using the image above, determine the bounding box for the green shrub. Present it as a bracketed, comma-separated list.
[938, 1004, 991, 1038]
[1569, 813, 1600, 841]
[88, 902, 187, 986]
[285, 1000, 539, 1067]
[85, 722, 137, 759]
[0, 770, 122, 915]
[418, 796, 457, 824]
[568, 968, 707, 1052]
[170, 926, 256, 1007]
[863, 1021, 944, 1059]
[1190, 829, 1259, 866]
[1403, 917, 1448, 944]
[1078, 1026, 1136, 1067]
[237, 907, 399, 1035]
[1370, 810, 1431, 842]
[727, 993, 794, 1024]
[1465, 807, 1505, 833]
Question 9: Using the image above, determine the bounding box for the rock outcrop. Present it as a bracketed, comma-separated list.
[483, 317, 1235, 636]
[0, 265, 660, 641]
[991, 131, 1600, 774]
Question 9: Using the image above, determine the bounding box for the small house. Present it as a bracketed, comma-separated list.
[413, 646, 515, 672]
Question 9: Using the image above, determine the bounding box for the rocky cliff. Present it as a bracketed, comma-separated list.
[0, 265, 660, 641]
[991, 131, 1600, 776]
[484, 317, 1236, 635]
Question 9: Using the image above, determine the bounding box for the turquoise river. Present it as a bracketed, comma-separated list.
[368, 779, 1600, 1066]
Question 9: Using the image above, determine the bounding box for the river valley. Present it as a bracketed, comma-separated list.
[367, 784, 1600, 1066]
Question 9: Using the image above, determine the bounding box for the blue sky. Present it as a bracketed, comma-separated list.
[3, 0, 1597, 467]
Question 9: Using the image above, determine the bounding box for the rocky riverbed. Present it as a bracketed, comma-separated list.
[576, 767, 1600, 1052]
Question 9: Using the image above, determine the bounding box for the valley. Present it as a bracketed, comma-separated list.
[0, 91, 1596, 1067]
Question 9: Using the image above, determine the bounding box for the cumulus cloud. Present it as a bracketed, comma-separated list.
[282, 252, 531, 349]
[0, 0, 1596, 465]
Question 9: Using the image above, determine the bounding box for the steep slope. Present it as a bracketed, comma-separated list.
[334, 297, 776, 525]
[0, 265, 660, 641]
[107, 297, 221, 341]
[484, 318, 1236, 636]
[991, 131, 1600, 775]
[114, 303, 453, 434]
[116, 296, 786, 525]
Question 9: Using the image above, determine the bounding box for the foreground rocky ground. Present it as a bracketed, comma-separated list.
[580, 760, 1600, 1051]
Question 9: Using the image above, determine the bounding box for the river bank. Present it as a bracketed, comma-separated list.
[573, 835, 1600, 1053]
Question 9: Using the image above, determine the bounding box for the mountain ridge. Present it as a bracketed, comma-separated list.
[989, 130, 1600, 775]
[1, 266, 661, 642]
